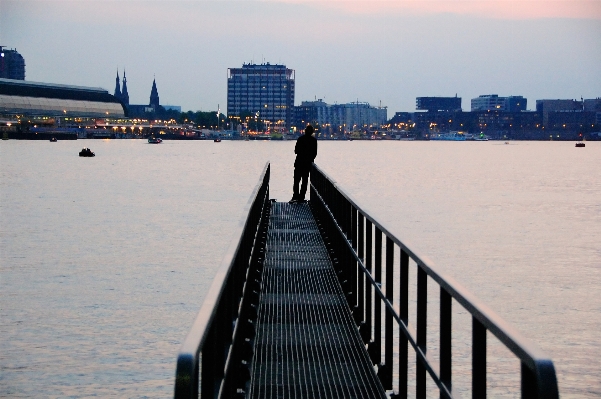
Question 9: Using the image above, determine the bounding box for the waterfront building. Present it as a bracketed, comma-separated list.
[416, 96, 462, 112]
[0, 77, 126, 138]
[583, 98, 601, 112]
[584, 98, 601, 126]
[227, 63, 295, 130]
[0, 78, 125, 119]
[536, 99, 583, 126]
[293, 99, 387, 135]
[471, 94, 527, 112]
[0, 47, 26, 80]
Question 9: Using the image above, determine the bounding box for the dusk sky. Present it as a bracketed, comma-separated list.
[2, 0, 600, 116]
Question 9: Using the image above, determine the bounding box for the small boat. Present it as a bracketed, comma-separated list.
[148, 137, 163, 144]
[79, 148, 95, 157]
[575, 142, 585, 147]
[214, 138, 221, 142]
[50, 137, 57, 142]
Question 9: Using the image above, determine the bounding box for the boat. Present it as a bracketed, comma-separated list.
[50, 137, 57, 142]
[430, 131, 466, 141]
[575, 142, 585, 147]
[79, 148, 95, 157]
[148, 137, 163, 144]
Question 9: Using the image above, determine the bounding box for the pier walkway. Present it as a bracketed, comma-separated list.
[249, 202, 385, 398]
[174, 162, 559, 399]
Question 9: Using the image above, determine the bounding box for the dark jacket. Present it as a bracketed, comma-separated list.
[294, 134, 317, 168]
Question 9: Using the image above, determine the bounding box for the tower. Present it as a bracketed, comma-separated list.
[149, 77, 159, 109]
[0, 47, 26, 80]
[121, 70, 129, 106]
[114, 70, 121, 99]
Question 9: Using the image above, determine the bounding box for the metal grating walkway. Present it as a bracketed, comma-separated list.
[249, 202, 386, 399]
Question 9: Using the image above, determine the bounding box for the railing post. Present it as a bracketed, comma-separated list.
[398, 249, 409, 398]
[357, 213, 365, 326]
[473, 317, 487, 399]
[417, 266, 428, 399]
[201, 329, 217, 398]
[372, 227, 383, 364]
[383, 236, 394, 389]
[365, 220, 373, 344]
[440, 288, 452, 399]
[521, 362, 537, 399]
[351, 205, 358, 313]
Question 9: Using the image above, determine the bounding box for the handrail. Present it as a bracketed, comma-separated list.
[174, 162, 271, 399]
[309, 163, 559, 399]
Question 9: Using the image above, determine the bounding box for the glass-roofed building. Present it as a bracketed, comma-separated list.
[0, 78, 125, 119]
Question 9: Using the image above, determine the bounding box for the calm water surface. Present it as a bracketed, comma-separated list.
[1, 139, 599, 397]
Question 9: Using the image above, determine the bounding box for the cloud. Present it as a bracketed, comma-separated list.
[269, 0, 601, 20]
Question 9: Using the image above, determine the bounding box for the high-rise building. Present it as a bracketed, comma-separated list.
[227, 63, 295, 129]
[0, 47, 26, 80]
[471, 94, 526, 112]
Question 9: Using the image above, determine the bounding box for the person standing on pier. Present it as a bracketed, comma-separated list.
[290, 124, 317, 203]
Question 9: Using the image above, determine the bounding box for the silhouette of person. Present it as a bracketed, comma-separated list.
[290, 124, 317, 203]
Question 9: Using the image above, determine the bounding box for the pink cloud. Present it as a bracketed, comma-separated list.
[277, 0, 601, 19]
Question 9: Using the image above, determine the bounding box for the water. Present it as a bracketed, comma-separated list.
[1, 139, 599, 397]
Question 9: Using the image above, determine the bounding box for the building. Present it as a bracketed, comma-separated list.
[163, 105, 181, 112]
[149, 78, 159, 109]
[0, 78, 125, 119]
[113, 69, 129, 106]
[0, 47, 26, 80]
[416, 96, 461, 112]
[584, 98, 601, 127]
[293, 99, 387, 135]
[536, 99, 583, 126]
[127, 77, 175, 118]
[227, 62, 295, 130]
[584, 98, 601, 113]
[471, 95, 527, 112]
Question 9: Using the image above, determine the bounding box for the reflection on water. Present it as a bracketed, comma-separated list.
[1, 140, 599, 397]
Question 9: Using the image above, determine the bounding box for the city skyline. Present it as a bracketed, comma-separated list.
[1, 0, 600, 113]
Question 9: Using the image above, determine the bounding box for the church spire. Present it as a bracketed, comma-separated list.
[121, 69, 129, 106]
[114, 69, 121, 98]
[149, 76, 160, 109]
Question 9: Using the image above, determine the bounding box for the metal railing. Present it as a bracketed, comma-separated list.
[309, 164, 559, 399]
[174, 162, 271, 399]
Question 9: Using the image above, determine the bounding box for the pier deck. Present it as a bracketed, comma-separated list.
[249, 202, 386, 399]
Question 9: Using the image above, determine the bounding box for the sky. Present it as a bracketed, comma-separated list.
[1, 0, 600, 116]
